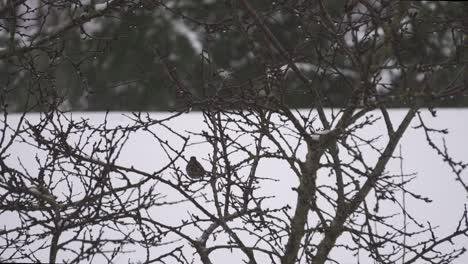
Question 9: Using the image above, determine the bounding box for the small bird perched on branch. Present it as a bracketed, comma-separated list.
[186, 156, 206, 179]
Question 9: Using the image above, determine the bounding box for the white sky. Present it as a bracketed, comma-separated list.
[2, 109, 468, 264]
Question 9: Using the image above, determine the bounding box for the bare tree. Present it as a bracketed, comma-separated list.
[1, 1, 468, 264]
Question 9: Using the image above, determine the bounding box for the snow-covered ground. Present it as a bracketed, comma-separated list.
[2, 109, 468, 263]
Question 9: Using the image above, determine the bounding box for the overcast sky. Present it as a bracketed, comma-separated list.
[4, 109, 468, 264]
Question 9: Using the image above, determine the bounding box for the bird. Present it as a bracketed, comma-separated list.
[186, 156, 206, 179]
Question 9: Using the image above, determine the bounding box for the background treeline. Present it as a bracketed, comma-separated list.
[1, 0, 467, 111]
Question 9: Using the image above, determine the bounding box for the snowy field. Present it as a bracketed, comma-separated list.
[2, 109, 468, 264]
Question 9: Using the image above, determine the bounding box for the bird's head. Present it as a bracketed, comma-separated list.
[190, 156, 196, 161]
